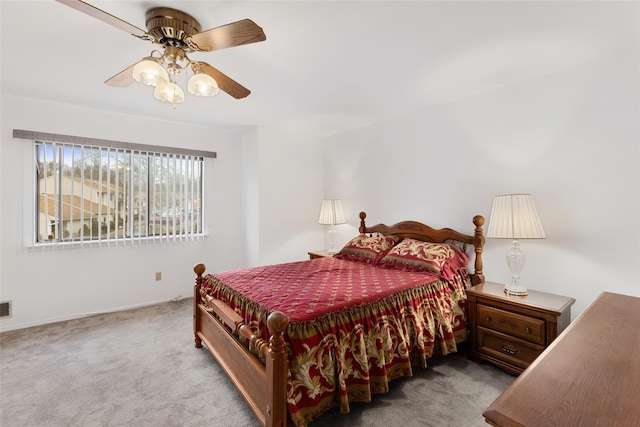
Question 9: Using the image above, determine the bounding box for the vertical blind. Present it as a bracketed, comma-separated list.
[35, 140, 205, 245]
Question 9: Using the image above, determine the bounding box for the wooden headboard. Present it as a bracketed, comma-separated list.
[358, 211, 486, 285]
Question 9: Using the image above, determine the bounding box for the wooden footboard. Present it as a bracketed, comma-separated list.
[193, 264, 288, 427]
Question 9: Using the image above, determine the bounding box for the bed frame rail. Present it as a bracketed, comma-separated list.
[194, 264, 288, 427]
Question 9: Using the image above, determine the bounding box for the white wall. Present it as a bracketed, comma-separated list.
[0, 96, 317, 331]
[324, 50, 640, 318]
[0, 96, 248, 331]
[242, 126, 325, 267]
[256, 127, 325, 266]
[2, 7, 636, 330]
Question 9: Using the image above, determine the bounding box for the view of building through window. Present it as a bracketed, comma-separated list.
[36, 141, 203, 243]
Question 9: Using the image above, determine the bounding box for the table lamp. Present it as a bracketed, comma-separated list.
[486, 194, 546, 296]
[318, 199, 345, 254]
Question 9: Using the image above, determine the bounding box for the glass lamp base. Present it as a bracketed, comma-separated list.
[505, 240, 527, 296]
[327, 225, 337, 255]
[504, 284, 528, 296]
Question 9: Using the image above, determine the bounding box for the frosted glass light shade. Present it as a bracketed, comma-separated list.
[188, 73, 219, 96]
[153, 79, 185, 104]
[132, 59, 169, 86]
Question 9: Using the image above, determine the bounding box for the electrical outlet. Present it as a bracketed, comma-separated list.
[155, 272, 162, 281]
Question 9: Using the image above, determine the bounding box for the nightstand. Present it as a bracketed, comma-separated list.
[308, 250, 333, 259]
[466, 281, 575, 375]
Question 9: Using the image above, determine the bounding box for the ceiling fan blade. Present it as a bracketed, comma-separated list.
[196, 62, 251, 99]
[56, 0, 150, 40]
[186, 19, 266, 52]
[104, 63, 138, 87]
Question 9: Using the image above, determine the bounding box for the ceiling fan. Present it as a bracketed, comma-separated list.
[56, 0, 266, 104]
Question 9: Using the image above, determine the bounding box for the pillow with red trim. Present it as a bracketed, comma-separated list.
[334, 235, 401, 264]
[377, 238, 469, 278]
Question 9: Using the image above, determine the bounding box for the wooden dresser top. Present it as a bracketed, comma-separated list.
[483, 291, 640, 427]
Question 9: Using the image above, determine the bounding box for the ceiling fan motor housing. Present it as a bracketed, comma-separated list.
[145, 7, 201, 49]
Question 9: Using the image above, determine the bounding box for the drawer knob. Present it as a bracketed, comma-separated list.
[524, 327, 531, 333]
[485, 315, 492, 321]
[499, 342, 519, 355]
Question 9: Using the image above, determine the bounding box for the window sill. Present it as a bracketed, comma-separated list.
[29, 233, 208, 250]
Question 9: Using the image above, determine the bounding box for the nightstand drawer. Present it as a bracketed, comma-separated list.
[477, 327, 545, 370]
[477, 304, 545, 345]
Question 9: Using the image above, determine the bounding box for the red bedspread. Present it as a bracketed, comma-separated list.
[201, 257, 471, 426]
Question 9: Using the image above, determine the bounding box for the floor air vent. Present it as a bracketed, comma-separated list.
[0, 301, 11, 318]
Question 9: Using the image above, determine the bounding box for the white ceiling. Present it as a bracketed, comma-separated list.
[1, 1, 637, 137]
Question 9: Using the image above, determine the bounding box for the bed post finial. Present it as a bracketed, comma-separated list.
[194, 263, 206, 282]
[359, 211, 367, 234]
[193, 263, 206, 348]
[266, 311, 289, 427]
[472, 216, 485, 285]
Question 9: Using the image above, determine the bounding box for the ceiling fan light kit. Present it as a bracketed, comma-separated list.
[56, 0, 266, 104]
[131, 48, 217, 104]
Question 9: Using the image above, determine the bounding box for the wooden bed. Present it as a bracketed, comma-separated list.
[193, 212, 486, 427]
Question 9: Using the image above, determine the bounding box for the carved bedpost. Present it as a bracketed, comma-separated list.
[359, 211, 367, 234]
[194, 263, 206, 348]
[265, 311, 289, 427]
[472, 216, 485, 285]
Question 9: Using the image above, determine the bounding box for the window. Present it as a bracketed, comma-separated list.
[20, 130, 215, 245]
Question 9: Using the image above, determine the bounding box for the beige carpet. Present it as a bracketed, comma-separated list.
[0, 298, 514, 426]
